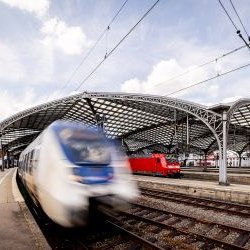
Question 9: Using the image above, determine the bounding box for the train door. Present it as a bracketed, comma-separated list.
[31, 148, 39, 199]
[151, 157, 159, 175]
[155, 157, 161, 175]
[23, 154, 28, 185]
[25, 151, 31, 190]
[26, 150, 36, 194]
[18, 157, 23, 178]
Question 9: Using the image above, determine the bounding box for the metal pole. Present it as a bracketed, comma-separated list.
[239, 153, 242, 167]
[219, 111, 229, 185]
[203, 151, 207, 172]
[0, 140, 3, 171]
[216, 152, 219, 168]
[174, 109, 177, 138]
[186, 114, 189, 145]
[6, 150, 10, 169]
[174, 109, 178, 160]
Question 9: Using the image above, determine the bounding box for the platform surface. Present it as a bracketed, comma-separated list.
[0, 168, 49, 249]
[133, 175, 250, 204]
[181, 169, 250, 184]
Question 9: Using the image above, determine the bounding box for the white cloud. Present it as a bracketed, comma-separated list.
[0, 0, 49, 18]
[45, 89, 64, 102]
[0, 89, 42, 120]
[0, 0, 92, 55]
[41, 17, 92, 55]
[0, 42, 26, 82]
[222, 96, 242, 104]
[203, 83, 219, 98]
[121, 59, 210, 97]
[41, 89, 81, 104]
[28, 43, 54, 84]
[121, 78, 142, 93]
[69, 91, 81, 96]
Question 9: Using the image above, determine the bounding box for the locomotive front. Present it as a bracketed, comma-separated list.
[40, 121, 138, 227]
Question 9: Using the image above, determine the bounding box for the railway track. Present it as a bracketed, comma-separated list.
[140, 187, 250, 217]
[97, 219, 164, 249]
[132, 202, 250, 249]
[100, 201, 250, 250]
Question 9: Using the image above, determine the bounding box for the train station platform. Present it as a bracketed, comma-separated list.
[181, 168, 250, 185]
[0, 168, 49, 249]
[132, 175, 250, 205]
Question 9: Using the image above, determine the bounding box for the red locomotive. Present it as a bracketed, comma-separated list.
[129, 153, 181, 177]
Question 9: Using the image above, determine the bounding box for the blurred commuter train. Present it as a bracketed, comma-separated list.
[18, 120, 139, 227]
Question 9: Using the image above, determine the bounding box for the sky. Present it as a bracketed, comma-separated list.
[0, 0, 249, 120]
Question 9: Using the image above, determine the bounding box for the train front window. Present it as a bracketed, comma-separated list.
[57, 127, 111, 166]
[67, 139, 110, 165]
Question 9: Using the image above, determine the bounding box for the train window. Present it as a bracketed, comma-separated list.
[26, 153, 30, 173]
[23, 159, 25, 171]
[57, 128, 111, 166]
[23, 158, 25, 171]
[29, 150, 34, 174]
[20, 158, 22, 171]
[21, 158, 24, 171]
[24, 155, 27, 172]
[33, 149, 40, 169]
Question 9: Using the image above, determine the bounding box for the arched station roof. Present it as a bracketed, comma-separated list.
[0, 92, 249, 157]
[226, 99, 250, 154]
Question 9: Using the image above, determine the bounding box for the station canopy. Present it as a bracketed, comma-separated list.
[0, 92, 250, 157]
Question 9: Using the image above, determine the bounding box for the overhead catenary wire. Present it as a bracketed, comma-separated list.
[74, 0, 160, 92]
[229, 0, 250, 41]
[164, 61, 250, 97]
[58, 0, 129, 96]
[218, 0, 250, 49]
[153, 43, 248, 88]
[218, 0, 238, 30]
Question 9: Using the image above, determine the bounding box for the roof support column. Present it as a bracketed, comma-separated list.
[186, 115, 189, 144]
[203, 150, 208, 172]
[219, 111, 229, 185]
[238, 152, 242, 167]
[1, 147, 6, 171]
[1, 140, 4, 171]
[186, 114, 190, 152]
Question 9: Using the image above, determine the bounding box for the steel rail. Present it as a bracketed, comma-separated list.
[131, 202, 250, 247]
[100, 207, 165, 250]
[119, 209, 247, 250]
[140, 187, 250, 216]
[106, 220, 165, 250]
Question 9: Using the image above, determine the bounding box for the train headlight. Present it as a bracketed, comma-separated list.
[68, 174, 84, 183]
[69, 167, 85, 183]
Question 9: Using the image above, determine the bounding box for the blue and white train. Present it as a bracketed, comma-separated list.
[18, 120, 139, 227]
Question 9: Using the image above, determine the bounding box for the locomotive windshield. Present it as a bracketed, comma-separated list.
[53, 122, 111, 166]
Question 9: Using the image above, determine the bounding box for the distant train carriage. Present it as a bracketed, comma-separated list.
[129, 153, 181, 177]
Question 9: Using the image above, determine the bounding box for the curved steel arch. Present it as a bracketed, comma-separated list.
[226, 99, 250, 164]
[0, 92, 222, 132]
[0, 91, 227, 183]
[227, 98, 250, 126]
